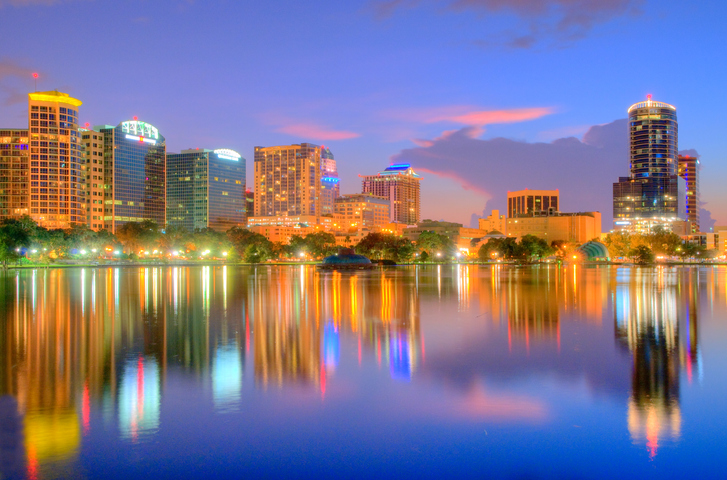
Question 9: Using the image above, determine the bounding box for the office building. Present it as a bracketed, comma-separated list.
[93, 120, 166, 232]
[678, 154, 700, 233]
[507, 211, 602, 244]
[508, 189, 559, 217]
[613, 96, 685, 232]
[167, 148, 246, 232]
[1, 92, 85, 228]
[333, 193, 390, 231]
[360, 163, 421, 225]
[254, 143, 330, 219]
[0, 128, 29, 219]
[79, 129, 105, 230]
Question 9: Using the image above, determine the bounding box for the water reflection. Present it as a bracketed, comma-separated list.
[614, 267, 701, 458]
[0, 265, 722, 478]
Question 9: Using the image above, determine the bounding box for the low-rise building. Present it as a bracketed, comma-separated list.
[334, 193, 390, 231]
[507, 211, 602, 244]
[478, 209, 507, 235]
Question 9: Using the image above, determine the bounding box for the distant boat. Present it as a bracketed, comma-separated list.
[317, 248, 376, 270]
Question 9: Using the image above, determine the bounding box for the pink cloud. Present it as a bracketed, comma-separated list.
[277, 123, 360, 141]
[388, 105, 555, 128]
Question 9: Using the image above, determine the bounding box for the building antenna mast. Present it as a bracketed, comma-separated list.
[32, 73, 38, 92]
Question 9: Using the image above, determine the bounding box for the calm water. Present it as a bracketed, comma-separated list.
[0, 265, 725, 479]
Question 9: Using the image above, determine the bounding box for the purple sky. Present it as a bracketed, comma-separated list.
[1, 0, 725, 229]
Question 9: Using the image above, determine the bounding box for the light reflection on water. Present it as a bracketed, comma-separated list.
[0, 265, 724, 479]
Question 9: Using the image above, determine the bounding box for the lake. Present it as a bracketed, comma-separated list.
[0, 265, 725, 479]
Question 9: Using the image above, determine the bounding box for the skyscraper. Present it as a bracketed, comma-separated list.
[94, 120, 166, 232]
[678, 154, 700, 233]
[253, 143, 331, 219]
[613, 96, 685, 232]
[26, 91, 84, 229]
[167, 148, 246, 232]
[360, 164, 421, 225]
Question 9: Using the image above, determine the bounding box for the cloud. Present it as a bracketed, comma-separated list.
[373, 0, 643, 48]
[391, 119, 629, 226]
[277, 123, 360, 141]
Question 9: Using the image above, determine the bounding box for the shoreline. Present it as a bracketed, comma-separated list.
[2, 260, 724, 270]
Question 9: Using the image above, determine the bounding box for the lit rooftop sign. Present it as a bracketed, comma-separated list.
[214, 149, 242, 161]
[121, 121, 159, 140]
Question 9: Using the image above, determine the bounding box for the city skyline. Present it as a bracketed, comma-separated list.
[0, 0, 724, 228]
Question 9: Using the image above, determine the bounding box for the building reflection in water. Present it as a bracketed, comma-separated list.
[0, 264, 715, 476]
[614, 267, 700, 458]
[252, 267, 421, 389]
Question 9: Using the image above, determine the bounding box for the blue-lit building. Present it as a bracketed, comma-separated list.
[166, 148, 246, 232]
[95, 120, 166, 232]
[613, 97, 685, 233]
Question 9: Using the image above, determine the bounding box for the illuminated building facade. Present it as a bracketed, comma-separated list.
[479, 209, 507, 235]
[508, 189, 559, 217]
[320, 147, 339, 215]
[95, 120, 166, 232]
[333, 193, 390, 231]
[0, 92, 84, 228]
[360, 164, 421, 225]
[27, 91, 85, 229]
[79, 129, 106, 230]
[678, 154, 700, 232]
[254, 143, 329, 219]
[167, 148, 246, 232]
[0, 128, 29, 219]
[613, 96, 685, 232]
[506, 211, 602, 243]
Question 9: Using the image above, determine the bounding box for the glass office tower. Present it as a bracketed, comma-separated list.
[613, 96, 685, 232]
[167, 148, 246, 232]
[97, 120, 166, 232]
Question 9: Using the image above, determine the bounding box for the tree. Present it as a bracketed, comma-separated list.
[116, 220, 161, 253]
[227, 227, 274, 262]
[477, 237, 519, 261]
[519, 235, 554, 262]
[629, 245, 655, 265]
[416, 231, 455, 258]
[0, 218, 32, 268]
[355, 233, 415, 263]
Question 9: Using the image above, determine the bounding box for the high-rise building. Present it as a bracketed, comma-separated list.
[478, 209, 507, 235]
[94, 120, 166, 232]
[166, 148, 246, 232]
[1, 92, 84, 228]
[79, 129, 106, 230]
[678, 154, 700, 233]
[320, 147, 339, 216]
[507, 189, 559, 217]
[254, 143, 330, 219]
[360, 164, 421, 225]
[613, 96, 685, 232]
[0, 128, 29, 219]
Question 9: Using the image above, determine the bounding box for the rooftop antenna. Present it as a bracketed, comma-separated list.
[32, 73, 38, 92]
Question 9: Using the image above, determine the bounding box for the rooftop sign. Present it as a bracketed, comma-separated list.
[214, 149, 242, 161]
[121, 121, 159, 140]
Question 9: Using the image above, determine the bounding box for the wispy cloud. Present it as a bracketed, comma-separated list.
[0, 59, 35, 106]
[372, 0, 643, 48]
[277, 123, 360, 141]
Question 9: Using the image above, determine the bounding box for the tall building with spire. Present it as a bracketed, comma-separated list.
[613, 96, 685, 233]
